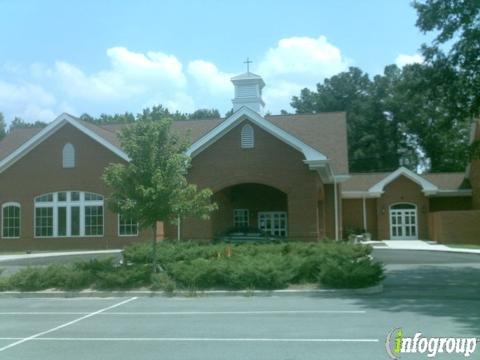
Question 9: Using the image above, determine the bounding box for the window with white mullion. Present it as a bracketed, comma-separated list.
[34, 191, 104, 238]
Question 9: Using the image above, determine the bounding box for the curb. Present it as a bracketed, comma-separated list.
[372, 247, 480, 256]
[0, 284, 383, 298]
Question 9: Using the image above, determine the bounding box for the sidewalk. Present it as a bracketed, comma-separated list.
[367, 240, 480, 254]
[0, 249, 121, 263]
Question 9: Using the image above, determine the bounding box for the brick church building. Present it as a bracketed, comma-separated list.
[0, 71, 479, 250]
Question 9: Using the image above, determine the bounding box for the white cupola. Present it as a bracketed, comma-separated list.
[231, 71, 265, 115]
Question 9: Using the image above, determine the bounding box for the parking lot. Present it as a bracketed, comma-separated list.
[0, 291, 478, 360]
[0, 250, 480, 359]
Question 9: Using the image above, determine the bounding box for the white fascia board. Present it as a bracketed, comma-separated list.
[66, 115, 129, 161]
[0, 113, 129, 174]
[186, 106, 328, 162]
[429, 189, 473, 198]
[368, 166, 438, 195]
[342, 191, 379, 199]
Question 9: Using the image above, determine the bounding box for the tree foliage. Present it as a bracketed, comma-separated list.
[414, 0, 480, 116]
[102, 111, 217, 269]
[291, 67, 411, 172]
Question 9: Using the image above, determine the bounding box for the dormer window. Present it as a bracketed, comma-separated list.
[241, 124, 254, 148]
[62, 143, 75, 168]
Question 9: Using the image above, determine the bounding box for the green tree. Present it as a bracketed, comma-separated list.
[291, 67, 405, 172]
[102, 113, 217, 272]
[414, 0, 480, 116]
[9, 117, 47, 130]
[188, 109, 220, 120]
[0, 113, 6, 141]
[394, 63, 471, 171]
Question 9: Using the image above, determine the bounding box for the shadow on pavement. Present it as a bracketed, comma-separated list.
[341, 265, 480, 334]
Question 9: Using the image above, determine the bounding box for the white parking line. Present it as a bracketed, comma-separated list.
[0, 310, 366, 315]
[0, 337, 379, 343]
[0, 297, 137, 353]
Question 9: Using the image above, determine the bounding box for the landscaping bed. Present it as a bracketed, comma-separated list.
[0, 241, 384, 292]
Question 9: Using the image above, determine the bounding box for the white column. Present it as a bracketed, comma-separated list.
[334, 180, 339, 241]
[362, 196, 367, 232]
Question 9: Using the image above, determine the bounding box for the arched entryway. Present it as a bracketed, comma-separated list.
[389, 203, 418, 240]
[212, 183, 288, 237]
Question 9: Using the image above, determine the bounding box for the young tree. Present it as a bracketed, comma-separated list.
[102, 114, 217, 272]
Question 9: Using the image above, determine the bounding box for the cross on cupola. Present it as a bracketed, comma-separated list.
[231, 59, 265, 115]
[243, 57, 252, 73]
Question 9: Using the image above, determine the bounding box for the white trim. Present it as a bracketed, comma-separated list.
[362, 196, 367, 232]
[186, 107, 327, 163]
[1, 202, 21, 239]
[389, 202, 418, 240]
[342, 191, 376, 199]
[233, 209, 249, 228]
[368, 167, 438, 196]
[430, 189, 473, 197]
[118, 214, 139, 237]
[34, 191, 104, 238]
[258, 211, 288, 237]
[0, 113, 129, 174]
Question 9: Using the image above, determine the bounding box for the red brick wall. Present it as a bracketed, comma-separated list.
[342, 198, 378, 239]
[170, 120, 327, 240]
[377, 176, 429, 239]
[429, 210, 480, 244]
[0, 123, 150, 251]
[471, 121, 480, 209]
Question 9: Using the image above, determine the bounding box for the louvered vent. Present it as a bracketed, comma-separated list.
[62, 143, 75, 168]
[241, 124, 254, 148]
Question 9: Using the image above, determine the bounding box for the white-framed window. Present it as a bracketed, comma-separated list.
[241, 124, 254, 148]
[62, 143, 75, 168]
[34, 191, 104, 237]
[2, 202, 20, 238]
[118, 215, 139, 236]
[233, 209, 249, 228]
[258, 211, 288, 237]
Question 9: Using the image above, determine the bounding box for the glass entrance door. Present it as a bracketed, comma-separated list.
[389, 204, 418, 240]
[258, 212, 287, 237]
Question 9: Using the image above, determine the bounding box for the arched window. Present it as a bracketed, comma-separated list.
[62, 143, 75, 168]
[34, 191, 103, 237]
[241, 124, 254, 148]
[2, 203, 20, 238]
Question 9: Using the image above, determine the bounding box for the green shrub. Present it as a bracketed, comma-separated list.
[150, 272, 176, 293]
[318, 256, 384, 289]
[7, 265, 93, 291]
[94, 265, 151, 290]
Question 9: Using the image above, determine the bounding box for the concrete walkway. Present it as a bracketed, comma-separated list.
[0, 249, 121, 263]
[367, 240, 480, 254]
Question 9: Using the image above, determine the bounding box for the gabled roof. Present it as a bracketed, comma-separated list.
[0, 113, 129, 173]
[0, 110, 349, 175]
[342, 168, 471, 198]
[368, 167, 438, 196]
[186, 107, 328, 163]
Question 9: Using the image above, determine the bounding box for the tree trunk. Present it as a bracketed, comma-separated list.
[152, 223, 158, 273]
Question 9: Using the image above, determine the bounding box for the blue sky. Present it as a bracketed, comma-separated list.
[0, 0, 431, 123]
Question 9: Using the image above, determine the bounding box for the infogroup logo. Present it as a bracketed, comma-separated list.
[385, 328, 478, 359]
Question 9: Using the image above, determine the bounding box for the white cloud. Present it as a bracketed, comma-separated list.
[395, 53, 424, 67]
[257, 36, 349, 112]
[0, 81, 57, 121]
[0, 36, 351, 121]
[187, 60, 232, 96]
